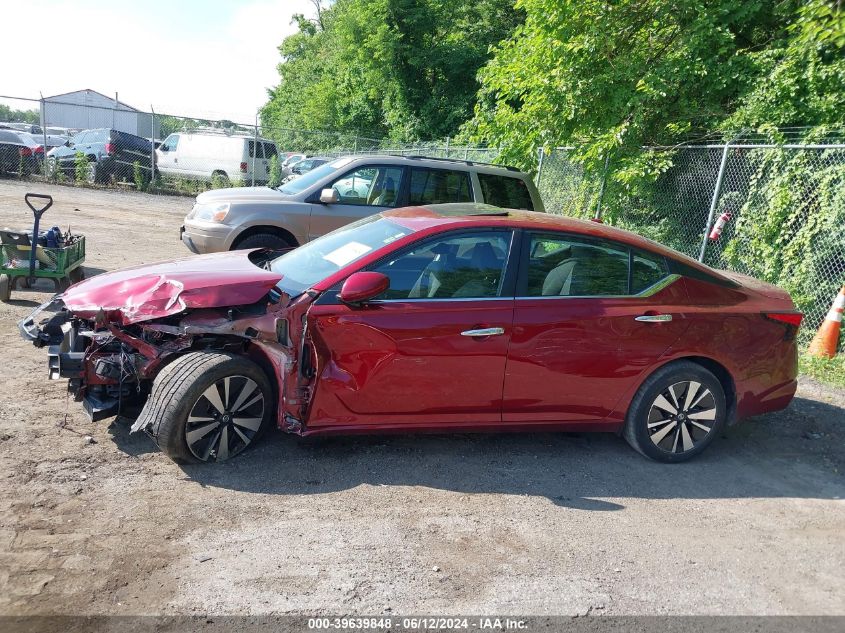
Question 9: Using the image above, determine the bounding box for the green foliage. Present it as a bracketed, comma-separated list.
[74, 152, 89, 185]
[721, 148, 845, 332]
[800, 352, 845, 389]
[467, 0, 843, 171]
[133, 161, 146, 192]
[261, 0, 523, 148]
[0, 105, 39, 124]
[268, 154, 282, 187]
[210, 173, 229, 189]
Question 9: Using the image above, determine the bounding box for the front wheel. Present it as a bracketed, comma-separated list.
[623, 361, 726, 463]
[147, 352, 274, 463]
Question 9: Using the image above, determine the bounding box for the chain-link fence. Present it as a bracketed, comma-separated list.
[0, 93, 499, 196]
[537, 143, 845, 340]
[3, 92, 842, 339]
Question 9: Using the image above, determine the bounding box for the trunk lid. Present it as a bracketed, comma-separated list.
[719, 270, 795, 306]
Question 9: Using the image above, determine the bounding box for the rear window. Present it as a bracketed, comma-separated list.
[248, 140, 262, 158]
[408, 168, 473, 205]
[478, 173, 534, 210]
[88, 130, 108, 143]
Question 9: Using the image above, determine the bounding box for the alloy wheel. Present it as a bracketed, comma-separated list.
[185, 375, 265, 462]
[646, 381, 717, 454]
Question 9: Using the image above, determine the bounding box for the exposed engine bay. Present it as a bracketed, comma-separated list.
[19, 249, 316, 436]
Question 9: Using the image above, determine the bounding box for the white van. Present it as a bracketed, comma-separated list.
[155, 131, 279, 185]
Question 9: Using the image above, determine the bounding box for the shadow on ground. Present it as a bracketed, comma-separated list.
[109, 395, 845, 511]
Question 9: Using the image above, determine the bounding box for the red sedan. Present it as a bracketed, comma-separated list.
[21, 204, 802, 464]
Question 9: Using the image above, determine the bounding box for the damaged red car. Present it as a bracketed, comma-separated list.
[20, 204, 802, 464]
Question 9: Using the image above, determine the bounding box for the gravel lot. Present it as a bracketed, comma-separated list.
[0, 178, 843, 617]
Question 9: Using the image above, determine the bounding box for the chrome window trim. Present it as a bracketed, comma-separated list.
[367, 296, 514, 305]
[514, 273, 681, 300]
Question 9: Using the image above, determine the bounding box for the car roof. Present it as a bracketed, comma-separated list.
[383, 203, 732, 280]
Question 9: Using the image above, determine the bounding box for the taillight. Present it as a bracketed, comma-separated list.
[764, 312, 803, 327]
[240, 162, 248, 172]
[19, 147, 33, 157]
[105, 143, 116, 155]
[34, 145, 44, 155]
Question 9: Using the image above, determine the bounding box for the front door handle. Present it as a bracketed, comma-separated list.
[635, 314, 672, 323]
[461, 327, 505, 337]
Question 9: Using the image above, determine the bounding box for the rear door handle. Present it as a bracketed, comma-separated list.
[461, 327, 505, 337]
[635, 314, 672, 323]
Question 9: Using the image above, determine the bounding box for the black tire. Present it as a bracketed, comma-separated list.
[0, 274, 9, 302]
[233, 233, 293, 251]
[211, 170, 230, 188]
[146, 352, 273, 464]
[623, 360, 726, 463]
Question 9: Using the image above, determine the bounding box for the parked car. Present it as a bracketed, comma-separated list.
[17, 131, 66, 150]
[46, 128, 153, 185]
[156, 131, 278, 185]
[180, 155, 544, 252]
[281, 152, 306, 176]
[21, 204, 802, 464]
[0, 129, 43, 175]
[0, 121, 43, 135]
[286, 156, 328, 178]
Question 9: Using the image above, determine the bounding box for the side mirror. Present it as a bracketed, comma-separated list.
[64, 140, 72, 147]
[338, 272, 389, 305]
[319, 188, 340, 204]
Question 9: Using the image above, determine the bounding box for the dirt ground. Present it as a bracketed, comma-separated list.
[0, 178, 843, 617]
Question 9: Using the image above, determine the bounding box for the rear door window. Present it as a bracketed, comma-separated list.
[408, 168, 473, 205]
[524, 233, 630, 297]
[248, 140, 263, 158]
[478, 173, 534, 210]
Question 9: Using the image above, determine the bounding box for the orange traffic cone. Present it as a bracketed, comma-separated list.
[807, 284, 845, 359]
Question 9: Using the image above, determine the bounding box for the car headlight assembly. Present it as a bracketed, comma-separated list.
[191, 203, 230, 223]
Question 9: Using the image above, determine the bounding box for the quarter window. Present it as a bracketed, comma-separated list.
[631, 249, 669, 293]
[371, 231, 512, 300]
[526, 233, 630, 297]
[478, 174, 534, 210]
[408, 168, 472, 205]
[263, 142, 278, 159]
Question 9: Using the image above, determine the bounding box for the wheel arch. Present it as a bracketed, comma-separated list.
[231, 225, 300, 250]
[681, 356, 737, 425]
[613, 354, 739, 431]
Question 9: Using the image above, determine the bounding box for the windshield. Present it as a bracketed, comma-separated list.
[270, 216, 413, 296]
[277, 157, 355, 195]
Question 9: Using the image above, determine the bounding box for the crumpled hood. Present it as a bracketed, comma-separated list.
[61, 250, 282, 324]
[195, 186, 291, 204]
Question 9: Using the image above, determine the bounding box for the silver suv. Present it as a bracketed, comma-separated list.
[180, 155, 544, 252]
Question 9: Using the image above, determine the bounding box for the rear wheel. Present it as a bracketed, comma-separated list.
[85, 161, 97, 185]
[211, 170, 230, 188]
[0, 274, 10, 302]
[623, 361, 726, 463]
[234, 233, 293, 252]
[147, 352, 273, 464]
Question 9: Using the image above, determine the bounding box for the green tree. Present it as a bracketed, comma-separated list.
[261, 0, 523, 147]
[0, 105, 39, 124]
